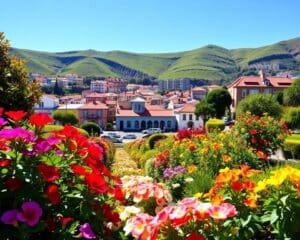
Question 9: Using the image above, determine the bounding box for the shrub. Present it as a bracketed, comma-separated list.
[80, 121, 102, 136]
[236, 93, 282, 118]
[147, 133, 167, 149]
[205, 119, 225, 132]
[283, 107, 300, 130]
[139, 149, 159, 168]
[144, 158, 156, 176]
[52, 110, 79, 125]
[0, 110, 122, 239]
[106, 121, 113, 130]
[284, 139, 300, 159]
[283, 77, 300, 106]
[90, 137, 115, 166]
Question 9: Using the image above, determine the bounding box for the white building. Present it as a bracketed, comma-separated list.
[174, 102, 203, 129]
[90, 80, 107, 93]
[34, 95, 59, 114]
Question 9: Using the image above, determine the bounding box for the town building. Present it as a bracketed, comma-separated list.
[159, 79, 191, 91]
[174, 102, 203, 129]
[116, 97, 177, 131]
[90, 80, 107, 93]
[228, 71, 292, 113]
[78, 101, 108, 129]
[107, 78, 127, 93]
[34, 94, 59, 114]
[191, 87, 207, 100]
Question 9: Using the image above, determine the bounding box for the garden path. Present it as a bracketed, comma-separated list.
[111, 147, 145, 176]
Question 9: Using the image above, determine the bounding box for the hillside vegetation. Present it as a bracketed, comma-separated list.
[10, 37, 300, 83]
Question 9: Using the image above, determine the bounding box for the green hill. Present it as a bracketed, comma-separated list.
[10, 37, 300, 84]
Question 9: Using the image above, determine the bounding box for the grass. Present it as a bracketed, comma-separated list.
[9, 37, 300, 82]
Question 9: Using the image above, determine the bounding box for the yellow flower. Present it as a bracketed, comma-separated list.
[187, 164, 198, 173]
[201, 147, 209, 155]
[254, 180, 267, 193]
[194, 192, 203, 199]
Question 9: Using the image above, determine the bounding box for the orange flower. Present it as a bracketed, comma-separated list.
[188, 142, 196, 151]
[187, 165, 198, 173]
[201, 147, 209, 155]
[212, 193, 223, 205]
[257, 151, 268, 160]
[213, 143, 221, 151]
[222, 154, 231, 162]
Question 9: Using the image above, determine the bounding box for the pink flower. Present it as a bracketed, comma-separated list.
[17, 201, 42, 226]
[79, 223, 96, 239]
[1, 209, 18, 225]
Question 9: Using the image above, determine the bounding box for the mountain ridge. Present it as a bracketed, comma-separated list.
[10, 37, 300, 84]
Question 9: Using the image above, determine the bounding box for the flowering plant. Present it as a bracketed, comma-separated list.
[0, 109, 122, 239]
[232, 112, 290, 159]
[124, 197, 238, 240]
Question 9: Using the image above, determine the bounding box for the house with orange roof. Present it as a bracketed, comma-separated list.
[116, 97, 177, 131]
[228, 70, 292, 113]
[191, 87, 207, 100]
[78, 101, 108, 128]
[174, 102, 203, 129]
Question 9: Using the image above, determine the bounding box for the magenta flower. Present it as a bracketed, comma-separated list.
[17, 201, 42, 226]
[79, 223, 96, 239]
[34, 137, 59, 153]
[0, 127, 35, 142]
[0, 117, 8, 128]
[1, 209, 18, 225]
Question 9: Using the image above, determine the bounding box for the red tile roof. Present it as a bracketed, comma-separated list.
[116, 104, 174, 117]
[174, 102, 196, 113]
[79, 101, 108, 110]
[228, 76, 292, 88]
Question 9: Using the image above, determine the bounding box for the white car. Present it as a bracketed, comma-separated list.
[142, 128, 162, 134]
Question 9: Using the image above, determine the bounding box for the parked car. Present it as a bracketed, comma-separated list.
[101, 135, 122, 143]
[107, 132, 121, 139]
[142, 128, 162, 134]
[123, 134, 137, 139]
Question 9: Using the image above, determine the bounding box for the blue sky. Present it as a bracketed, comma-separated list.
[1, 0, 299, 53]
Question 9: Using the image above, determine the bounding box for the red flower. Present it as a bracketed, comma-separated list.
[59, 216, 74, 225]
[243, 181, 256, 191]
[251, 138, 257, 144]
[110, 186, 125, 203]
[0, 159, 11, 167]
[0, 107, 3, 116]
[71, 164, 90, 176]
[38, 163, 60, 182]
[46, 215, 57, 232]
[46, 184, 61, 205]
[231, 181, 244, 192]
[186, 232, 205, 240]
[29, 113, 54, 127]
[85, 174, 108, 194]
[5, 110, 27, 122]
[250, 129, 257, 135]
[6, 177, 23, 191]
[88, 143, 103, 160]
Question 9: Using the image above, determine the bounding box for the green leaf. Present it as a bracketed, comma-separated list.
[270, 209, 279, 224]
[241, 215, 252, 227]
[280, 195, 289, 206]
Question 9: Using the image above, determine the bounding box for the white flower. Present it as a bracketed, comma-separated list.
[184, 177, 194, 183]
[172, 183, 180, 189]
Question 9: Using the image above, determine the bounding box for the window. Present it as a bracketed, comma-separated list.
[38, 102, 44, 108]
[249, 89, 259, 95]
[167, 121, 171, 128]
[189, 114, 193, 121]
[182, 114, 186, 121]
[195, 115, 199, 121]
[242, 89, 247, 98]
[264, 88, 272, 94]
[127, 121, 131, 128]
[97, 110, 102, 117]
[135, 121, 139, 129]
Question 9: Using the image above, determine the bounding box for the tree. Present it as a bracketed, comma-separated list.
[80, 122, 102, 136]
[53, 78, 64, 96]
[0, 32, 42, 113]
[236, 93, 282, 118]
[283, 78, 300, 106]
[195, 100, 215, 126]
[52, 110, 79, 125]
[206, 88, 232, 119]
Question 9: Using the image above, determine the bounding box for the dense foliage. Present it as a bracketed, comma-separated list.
[236, 93, 282, 118]
[80, 122, 102, 136]
[52, 110, 79, 126]
[0, 32, 42, 113]
[206, 88, 232, 119]
[283, 77, 300, 106]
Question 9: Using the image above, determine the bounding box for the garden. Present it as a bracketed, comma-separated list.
[1, 108, 300, 240]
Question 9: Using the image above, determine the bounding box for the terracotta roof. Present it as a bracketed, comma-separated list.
[192, 87, 206, 91]
[86, 92, 106, 97]
[79, 101, 108, 110]
[174, 102, 197, 113]
[105, 100, 117, 105]
[116, 105, 174, 117]
[131, 96, 146, 102]
[228, 76, 292, 88]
